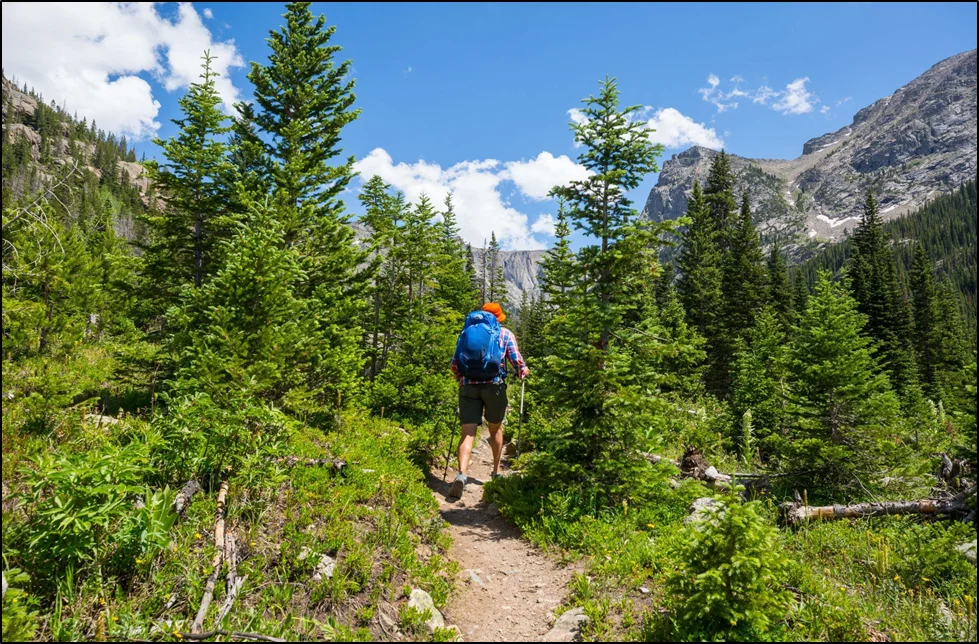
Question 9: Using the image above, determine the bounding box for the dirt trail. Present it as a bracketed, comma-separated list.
[427, 437, 578, 642]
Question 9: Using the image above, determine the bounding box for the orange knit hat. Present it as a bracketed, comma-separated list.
[481, 302, 506, 323]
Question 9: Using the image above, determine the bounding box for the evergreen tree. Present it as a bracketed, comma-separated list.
[731, 310, 789, 460]
[167, 194, 317, 407]
[792, 271, 809, 315]
[716, 190, 768, 396]
[434, 194, 479, 316]
[850, 190, 918, 394]
[767, 241, 793, 333]
[703, 150, 737, 245]
[142, 51, 235, 309]
[246, 1, 369, 415]
[910, 243, 941, 396]
[486, 231, 508, 306]
[678, 181, 722, 343]
[537, 76, 679, 501]
[782, 271, 902, 494]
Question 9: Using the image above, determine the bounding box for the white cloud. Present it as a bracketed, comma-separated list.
[700, 74, 820, 116]
[752, 85, 778, 104]
[643, 107, 724, 149]
[503, 152, 590, 200]
[835, 96, 852, 107]
[820, 105, 831, 115]
[355, 148, 583, 250]
[1, 2, 243, 139]
[772, 77, 816, 114]
[203, 8, 214, 19]
[531, 214, 557, 236]
[699, 73, 739, 112]
[567, 108, 588, 125]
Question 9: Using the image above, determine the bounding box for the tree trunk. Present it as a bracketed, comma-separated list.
[782, 486, 976, 526]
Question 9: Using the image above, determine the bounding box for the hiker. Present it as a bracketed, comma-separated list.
[448, 302, 529, 498]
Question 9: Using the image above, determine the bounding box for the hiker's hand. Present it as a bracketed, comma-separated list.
[519, 367, 529, 381]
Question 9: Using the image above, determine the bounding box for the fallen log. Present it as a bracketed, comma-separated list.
[174, 480, 202, 515]
[782, 485, 976, 526]
[191, 480, 230, 634]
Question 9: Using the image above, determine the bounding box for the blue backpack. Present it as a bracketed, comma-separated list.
[453, 310, 505, 381]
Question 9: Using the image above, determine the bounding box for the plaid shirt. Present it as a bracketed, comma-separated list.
[450, 327, 527, 385]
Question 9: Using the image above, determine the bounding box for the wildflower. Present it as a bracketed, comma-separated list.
[99, 598, 106, 606]
[921, 577, 930, 582]
[174, 632, 183, 639]
[646, 523, 655, 529]
[112, 616, 119, 622]
[251, 541, 257, 547]
[893, 575, 900, 582]
[195, 533, 201, 540]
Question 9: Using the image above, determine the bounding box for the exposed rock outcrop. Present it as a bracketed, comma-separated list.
[642, 49, 977, 256]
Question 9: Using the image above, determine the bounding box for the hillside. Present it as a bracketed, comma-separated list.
[643, 49, 978, 253]
[795, 179, 977, 342]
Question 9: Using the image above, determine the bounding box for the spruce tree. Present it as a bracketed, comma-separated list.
[850, 190, 918, 394]
[142, 51, 235, 308]
[167, 193, 318, 407]
[538, 76, 678, 502]
[731, 310, 789, 460]
[247, 1, 369, 415]
[792, 271, 809, 315]
[677, 181, 722, 351]
[486, 231, 508, 307]
[434, 194, 479, 316]
[783, 271, 902, 494]
[767, 241, 794, 333]
[703, 150, 737, 245]
[910, 243, 941, 396]
[716, 190, 768, 396]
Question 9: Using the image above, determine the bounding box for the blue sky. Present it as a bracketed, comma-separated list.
[2, 2, 976, 248]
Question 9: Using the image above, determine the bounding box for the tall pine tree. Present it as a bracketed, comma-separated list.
[246, 1, 369, 415]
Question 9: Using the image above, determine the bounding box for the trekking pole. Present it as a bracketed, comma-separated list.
[516, 378, 526, 458]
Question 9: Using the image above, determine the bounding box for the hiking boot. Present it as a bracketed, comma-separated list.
[491, 472, 502, 481]
[448, 473, 466, 498]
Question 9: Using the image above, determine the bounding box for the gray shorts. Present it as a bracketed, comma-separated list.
[458, 382, 508, 425]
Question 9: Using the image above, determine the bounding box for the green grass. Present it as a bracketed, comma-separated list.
[3, 403, 457, 641]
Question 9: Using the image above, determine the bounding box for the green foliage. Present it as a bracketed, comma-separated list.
[781, 272, 903, 495]
[731, 310, 789, 459]
[665, 493, 793, 641]
[532, 76, 683, 504]
[2, 569, 38, 642]
[141, 50, 236, 309]
[15, 441, 174, 588]
[152, 391, 289, 484]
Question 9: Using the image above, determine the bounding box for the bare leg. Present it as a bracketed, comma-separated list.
[457, 423, 478, 476]
[486, 421, 504, 475]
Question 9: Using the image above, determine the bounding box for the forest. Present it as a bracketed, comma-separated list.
[2, 2, 976, 642]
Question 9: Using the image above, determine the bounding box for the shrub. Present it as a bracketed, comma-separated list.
[666, 492, 793, 641]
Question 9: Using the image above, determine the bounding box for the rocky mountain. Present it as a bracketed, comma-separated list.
[642, 49, 977, 255]
[469, 247, 547, 307]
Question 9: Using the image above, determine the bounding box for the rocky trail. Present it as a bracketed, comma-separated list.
[426, 436, 583, 642]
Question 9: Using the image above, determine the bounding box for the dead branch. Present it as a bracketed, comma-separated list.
[214, 533, 243, 627]
[782, 485, 977, 526]
[191, 480, 229, 634]
[175, 480, 202, 516]
[174, 631, 285, 642]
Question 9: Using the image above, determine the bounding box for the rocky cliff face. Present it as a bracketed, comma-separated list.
[642, 49, 978, 255]
[469, 247, 547, 307]
[2, 75, 153, 203]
